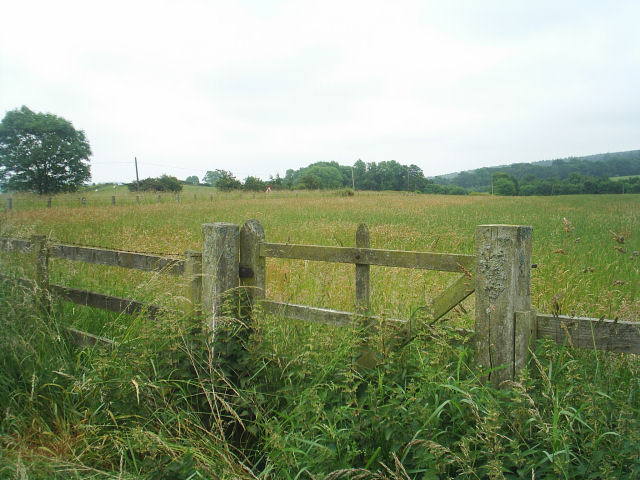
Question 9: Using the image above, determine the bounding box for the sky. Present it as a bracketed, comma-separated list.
[1, 1, 639, 184]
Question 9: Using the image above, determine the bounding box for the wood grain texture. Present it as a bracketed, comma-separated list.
[515, 310, 537, 372]
[260, 242, 474, 272]
[202, 222, 239, 333]
[355, 224, 371, 313]
[474, 225, 532, 388]
[49, 244, 184, 276]
[183, 251, 202, 316]
[536, 313, 640, 354]
[240, 219, 266, 305]
[430, 273, 475, 322]
[262, 300, 356, 326]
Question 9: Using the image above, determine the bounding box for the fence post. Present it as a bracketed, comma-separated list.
[136, 195, 140, 204]
[474, 224, 532, 388]
[81, 197, 86, 207]
[183, 251, 202, 317]
[7, 197, 12, 211]
[47, 197, 52, 208]
[202, 223, 239, 347]
[175, 194, 180, 203]
[111, 195, 116, 206]
[240, 219, 266, 310]
[158, 195, 162, 203]
[355, 223, 370, 313]
[30, 235, 50, 311]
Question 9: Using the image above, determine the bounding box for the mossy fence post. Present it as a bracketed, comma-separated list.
[202, 222, 239, 355]
[474, 224, 535, 388]
[30, 235, 50, 312]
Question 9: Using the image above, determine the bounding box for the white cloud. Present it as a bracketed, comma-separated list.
[1, 0, 639, 183]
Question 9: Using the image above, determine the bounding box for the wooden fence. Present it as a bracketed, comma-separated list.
[1, 221, 638, 388]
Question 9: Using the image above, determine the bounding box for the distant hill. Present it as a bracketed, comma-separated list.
[433, 149, 640, 192]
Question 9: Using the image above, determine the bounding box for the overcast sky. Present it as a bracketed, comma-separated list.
[2, 1, 639, 184]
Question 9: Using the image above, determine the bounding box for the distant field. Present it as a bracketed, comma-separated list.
[611, 175, 640, 181]
[1, 189, 638, 328]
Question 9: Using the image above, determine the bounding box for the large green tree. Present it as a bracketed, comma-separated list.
[0, 106, 91, 194]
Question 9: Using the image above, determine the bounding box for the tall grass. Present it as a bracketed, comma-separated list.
[1, 191, 639, 477]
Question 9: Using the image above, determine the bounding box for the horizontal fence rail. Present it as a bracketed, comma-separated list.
[0, 238, 184, 275]
[260, 242, 475, 272]
[0, 237, 32, 253]
[0, 235, 191, 349]
[49, 244, 184, 275]
[50, 284, 166, 319]
[536, 313, 640, 355]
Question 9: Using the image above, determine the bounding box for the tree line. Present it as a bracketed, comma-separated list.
[195, 161, 468, 194]
[2, 106, 638, 196]
[434, 152, 640, 195]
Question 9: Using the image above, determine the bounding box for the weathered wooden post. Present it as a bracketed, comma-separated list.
[240, 219, 266, 310]
[7, 197, 12, 211]
[157, 195, 162, 203]
[175, 194, 180, 203]
[183, 251, 203, 317]
[202, 223, 239, 351]
[47, 197, 52, 208]
[193, 194, 197, 201]
[210, 194, 214, 202]
[355, 223, 377, 368]
[30, 235, 50, 312]
[136, 195, 140, 204]
[81, 197, 86, 207]
[111, 195, 116, 206]
[355, 223, 370, 313]
[474, 225, 534, 388]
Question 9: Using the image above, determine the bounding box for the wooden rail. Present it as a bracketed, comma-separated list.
[0, 238, 184, 275]
[0, 236, 193, 349]
[49, 244, 184, 275]
[0, 237, 32, 253]
[536, 313, 640, 355]
[259, 242, 475, 272]
[3, 221, 638, 393]
[50, 283, 166, 319]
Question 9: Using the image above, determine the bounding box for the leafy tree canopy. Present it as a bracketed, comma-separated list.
[214, 170, 242, 191]
[184, 175, 199, 185]
[0, 106, 91, 194]
[202, 170, 221, 186]
[243, 176, 266, 192]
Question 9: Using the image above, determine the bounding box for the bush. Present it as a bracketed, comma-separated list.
[128, 175, 183, 192]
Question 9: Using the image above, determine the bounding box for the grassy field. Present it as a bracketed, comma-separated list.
[1, 189, 639, 478]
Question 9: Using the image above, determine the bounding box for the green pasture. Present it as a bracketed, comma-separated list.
[1, 190, 639, 478]
[1, 189, 638, 321]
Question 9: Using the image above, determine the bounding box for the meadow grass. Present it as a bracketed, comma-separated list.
[1, 190, 639, 478]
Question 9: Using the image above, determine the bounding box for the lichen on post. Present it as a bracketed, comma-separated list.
[474, 224, 532, 388]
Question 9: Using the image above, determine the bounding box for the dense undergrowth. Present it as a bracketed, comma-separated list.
[1, 281, 639, 479]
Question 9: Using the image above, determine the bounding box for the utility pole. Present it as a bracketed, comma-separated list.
[135, 157, 140, 189]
